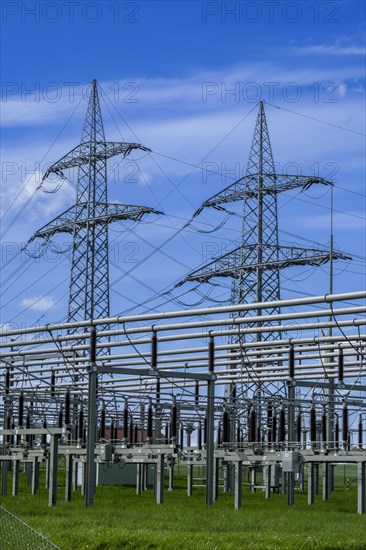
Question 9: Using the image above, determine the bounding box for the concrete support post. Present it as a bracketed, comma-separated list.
[12, 460, 19, 497]
[156, 453, 164, 504]
[85, 328, 97, 507]
[65, 453, 73, 502]
[31, 457, 39, 495]
[357, 462, 365, 515]
[206, 336, 215, 506]
[48, 434, 59, 505]
[234, 461, 242, 510]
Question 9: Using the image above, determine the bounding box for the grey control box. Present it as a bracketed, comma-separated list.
[281, 451, 300, 473]
[100, 443, 112, 462]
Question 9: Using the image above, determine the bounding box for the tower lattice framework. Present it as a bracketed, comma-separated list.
[30, 80, 161, 353]
[178, 100, 349, 363]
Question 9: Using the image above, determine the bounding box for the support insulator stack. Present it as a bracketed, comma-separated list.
[338, 348, 344, 383]
[222, 409, 230, 444]
[123, 403, 129, 440]
[51, 370, 55, 398]
[78, 409, 84, 441]
[5, 368, 10, 395]
[65, 389, 70, 426]
[278, 407, 285, 444]
[289, 344, 295, 379]
[100, 407, 106, 440]
[42, 418, 47, 446]
[310, 405, 316, 443]
[170, 401, 177, 440]
[197, 422, 202, 449]
[147, 403, 153, 439]
[342, 403, 348, 445]
[249, 407, 256, 443]
[58, 407, 63, 429]
[358, 415, 363, 449]
[322, 407, 327, 445]
[18, 392, 24, 428]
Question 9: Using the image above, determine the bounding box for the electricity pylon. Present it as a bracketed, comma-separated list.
[180, 101, 348, 324]
[30, 80, 161, 353]
[178, 101, 349, 399]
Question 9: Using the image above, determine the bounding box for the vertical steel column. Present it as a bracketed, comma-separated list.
[251, 468, 257, 493]
[156, 453, 164, 504]
[85, 328, 97, 507]
[206, 335, 215, 506]
[314, 463, 319, 495]
[214, 457, 220, 501]
[73, 460, 79, 491]
[322, 463, 329, 501]
[265, 465, 272, 499]
[48, 434, 59, 505]
[1, 461, 9, 496]
[187, 463, 193, 496]
[26, 463, 32, 488]
[287, 472, 295, 507]
[65, 453, 73, 502]
[136, 464, 143, 495]
[12, 460, 19, 496]
[31, 457, 39, 495]
[168, 458, 175, 492]
[287, 378, 295, 507]
[45, 454, 50, 489]
[234, 461, 243, 509]
[308, 462, 315, 505]
[357, 462, 365, 515]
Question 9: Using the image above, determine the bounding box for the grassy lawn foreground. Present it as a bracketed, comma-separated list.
[1, 468, 365, 549]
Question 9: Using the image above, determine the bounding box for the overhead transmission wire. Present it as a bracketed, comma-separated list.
[100, 87, 238, 266]
[263, 101, 366, 137]
[0, 92, 86, 240]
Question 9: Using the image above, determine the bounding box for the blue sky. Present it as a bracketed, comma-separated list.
[1, 0, 365, 329]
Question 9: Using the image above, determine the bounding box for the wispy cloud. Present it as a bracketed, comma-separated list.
[295, 45, 366, 56]
[20, 295, 60, 312]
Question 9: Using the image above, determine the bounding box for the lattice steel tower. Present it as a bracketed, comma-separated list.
[30, 80, 160, 352]
[179, 101, 348, 341]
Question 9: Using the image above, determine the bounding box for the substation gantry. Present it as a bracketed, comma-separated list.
[0, 84, 365, 514]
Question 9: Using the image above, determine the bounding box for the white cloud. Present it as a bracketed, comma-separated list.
[20, 295, 60, 312]
[295, 45, 366, 56]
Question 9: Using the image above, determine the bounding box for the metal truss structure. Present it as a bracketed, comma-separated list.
[29, 80, 161, 350]
[0, 291, 365, 511]
[181, 102, 349, 342]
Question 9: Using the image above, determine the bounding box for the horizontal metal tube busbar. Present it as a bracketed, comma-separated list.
[3, 336, 365, 371]
[2, 313, 365, 354]
[1, 290, 365, 337]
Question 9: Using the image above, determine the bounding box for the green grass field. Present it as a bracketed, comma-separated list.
[1, 463, 365, 550]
